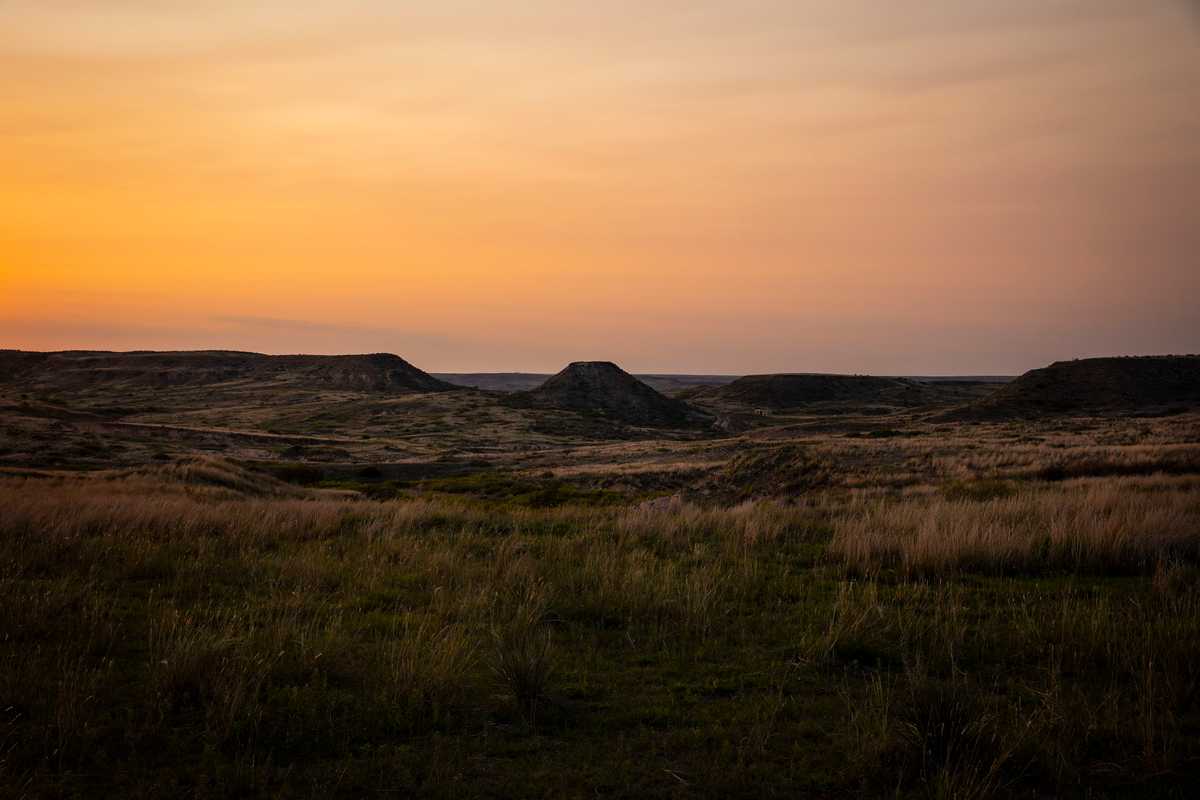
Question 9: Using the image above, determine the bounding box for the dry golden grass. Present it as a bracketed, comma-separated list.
[3, 411, 1200, 798]
[830, 476, 1200, 576]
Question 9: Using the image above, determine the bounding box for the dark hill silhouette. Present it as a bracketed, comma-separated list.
[432, 371, 738, 395]
[508, 361, 710, 428]
[0, 350, 52, 382]
[0, 350, 457, 394]
[701, 373, 950, 410]
[949, 356, 1200, 419]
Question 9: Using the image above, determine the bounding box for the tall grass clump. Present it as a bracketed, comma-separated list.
[488, 581, 556, 724]
[845, 667, 1026, 800]
[831, 479, 1200, 576]
[380, 614, 476, 731]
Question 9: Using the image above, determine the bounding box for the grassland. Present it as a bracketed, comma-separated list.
[3, 408, 1200, 797]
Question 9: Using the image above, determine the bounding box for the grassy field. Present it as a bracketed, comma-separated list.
[3, 430, 1200, 797]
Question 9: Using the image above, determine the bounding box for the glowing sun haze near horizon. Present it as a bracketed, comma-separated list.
[2, 1, 1198, 374]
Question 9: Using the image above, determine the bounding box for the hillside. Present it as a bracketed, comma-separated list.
[508, 361, 710, 428]
[952, 356, 1200, 418]
[0, 350, 457, 395]
[695, 372, 967, 411]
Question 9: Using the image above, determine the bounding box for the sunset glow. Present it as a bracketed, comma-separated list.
[3, 1, 1198, 372]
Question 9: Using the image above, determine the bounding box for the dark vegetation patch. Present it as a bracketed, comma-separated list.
[388, 471, 624, 507]
[269, 461, 326, 485]
[524, 410, 646, 440]
[942, 478, 1017, 502]
[716, 444, 832, 500]
[1034, 451, 1200, 481]
[586, 467, 713, 495]
[847, 427, 917, 438]
[260, 459, 490, 487]
[270, 463, 626, 507]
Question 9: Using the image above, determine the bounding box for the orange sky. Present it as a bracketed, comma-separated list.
[2, 1, 1198, 373]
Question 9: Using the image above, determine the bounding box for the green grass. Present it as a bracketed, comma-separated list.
[2, 477, 1200, 798]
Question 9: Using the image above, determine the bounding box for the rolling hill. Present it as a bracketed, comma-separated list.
[693, 372, 976, 412]
[507, 361, 711, 428]
[0, 350, 457, 395]
[950, 356, 1200, 418]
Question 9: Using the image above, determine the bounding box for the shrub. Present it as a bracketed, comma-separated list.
[941, 479, 1015, 503]
[488, 583, 556, 724]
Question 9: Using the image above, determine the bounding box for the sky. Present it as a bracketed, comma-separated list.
[2, 1, 1198, 374]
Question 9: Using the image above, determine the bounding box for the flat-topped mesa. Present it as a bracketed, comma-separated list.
[950, 355, 1200, 419]
[512, 361, 710, 427]
[0, 350, 459, 394]
[706, 372, 942, 409]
